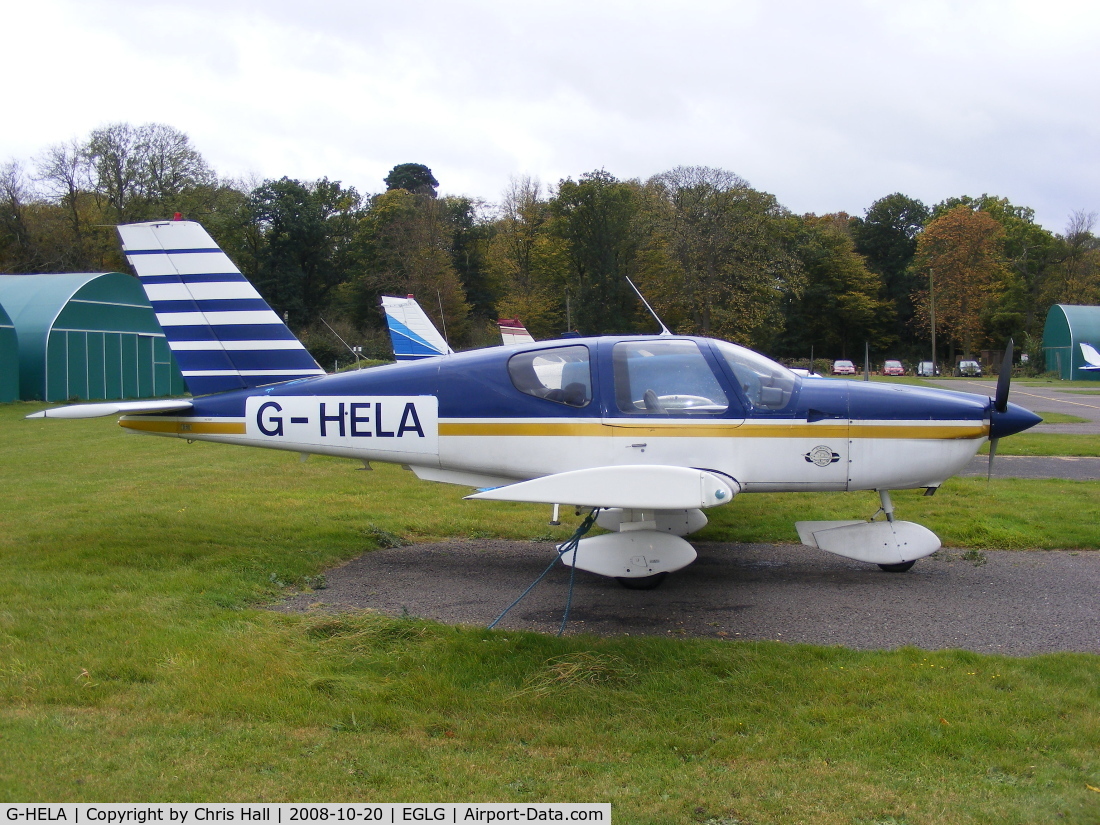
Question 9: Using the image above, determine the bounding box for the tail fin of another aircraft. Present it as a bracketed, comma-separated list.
[381, 295, 454, 360]
[1080, 342, 1100, 370]
[498, 318, 535, 345]
[117, 220, 325, 396]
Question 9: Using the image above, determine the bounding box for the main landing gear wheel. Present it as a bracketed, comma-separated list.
[615, 572, 668, 590]
[878, 561, 916, 573]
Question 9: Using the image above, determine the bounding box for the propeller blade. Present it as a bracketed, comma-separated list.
[987, 437, 999, 481]
[994, 339, 1014, 414]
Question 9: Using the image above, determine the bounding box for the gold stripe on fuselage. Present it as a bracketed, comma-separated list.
[118, 417, 988, 441]
[119, 418, 247, 435]
[438, 420, 987, 440]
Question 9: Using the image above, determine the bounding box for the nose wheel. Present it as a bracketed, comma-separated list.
[877, 560, 916, 573]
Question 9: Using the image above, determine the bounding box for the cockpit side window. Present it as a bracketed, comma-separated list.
[507, 346, 592, 407]
[712, 340, 798, 410]
[612, 340, 729, 415]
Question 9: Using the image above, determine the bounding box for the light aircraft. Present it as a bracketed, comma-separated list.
[380, 293, 533, 361]
[1080, 342, 1100, 371]
[30, 219, 1041, 588]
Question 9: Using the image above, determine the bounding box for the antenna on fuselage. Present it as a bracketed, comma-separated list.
[625, 277, 671, 336]
[320, 316, 363, 369]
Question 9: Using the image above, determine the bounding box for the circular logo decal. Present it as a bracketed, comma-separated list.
[804, 445, 840, 467]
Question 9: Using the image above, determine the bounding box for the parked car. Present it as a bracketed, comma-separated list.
[831, 359, 856, 375]
[916, 361, 941, 377]
[955, 360, 982, 377]
[882, 359, 905, 376]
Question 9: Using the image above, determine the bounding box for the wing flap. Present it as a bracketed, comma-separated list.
[465, 465, 737, 510]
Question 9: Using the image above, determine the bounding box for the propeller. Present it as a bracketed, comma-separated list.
[987, 339, 1013, 479]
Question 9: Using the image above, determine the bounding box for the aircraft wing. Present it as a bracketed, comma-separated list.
[1080, 342, 1100, 370]
[27, 400, 195, 419]
[465, 465, 737, 510]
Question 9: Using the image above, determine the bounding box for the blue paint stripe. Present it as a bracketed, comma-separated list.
[151, 299, 272, 313]
[387, 327, 445, 358]
[138, 273, 248, 285]
[126, 247, 224, 255]
[186, 375, 249, 396]
[163, 324, 299, 342]
[387, 318, 439, 353]
[175, 349, 322, 371]
[137, 275, 249, 288]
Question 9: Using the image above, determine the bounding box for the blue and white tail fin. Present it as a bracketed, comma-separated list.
[1080, 342, 1100, 371]
[117, 220, 325, 396]
[381, 295, 454, 361]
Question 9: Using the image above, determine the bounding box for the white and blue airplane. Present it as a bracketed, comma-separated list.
[30, 219, 1041, 587]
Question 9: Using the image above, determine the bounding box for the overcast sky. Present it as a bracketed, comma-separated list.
[4, 0, 1098, 232]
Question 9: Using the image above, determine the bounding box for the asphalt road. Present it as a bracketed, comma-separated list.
[277, 540, 1100, 655]
[929, 377, 1100, 435]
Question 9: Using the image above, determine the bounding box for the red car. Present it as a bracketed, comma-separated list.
[832, 359, 856, 375]
[882, 359, 905, 376]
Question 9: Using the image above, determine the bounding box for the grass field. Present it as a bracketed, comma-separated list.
[1, 403, 1099, 821]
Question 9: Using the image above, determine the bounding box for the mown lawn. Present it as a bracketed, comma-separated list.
[1, 403, 1098, 822]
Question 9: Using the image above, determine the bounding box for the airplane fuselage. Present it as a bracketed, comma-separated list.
[119, 335, 1030, 496]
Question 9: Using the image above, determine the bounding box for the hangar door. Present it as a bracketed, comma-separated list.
[0, 272, 185, 402]
[43, 274, 183, 401]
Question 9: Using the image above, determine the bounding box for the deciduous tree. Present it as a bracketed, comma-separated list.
[640, 166, 802, 349]
[550, 170, 643, 335]
[911, 206, 1009, 358]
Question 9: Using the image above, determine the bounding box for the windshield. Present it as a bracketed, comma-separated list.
[712, 340, 798, 410]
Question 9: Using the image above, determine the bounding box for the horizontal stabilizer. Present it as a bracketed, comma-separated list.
[796, 519, 940, 565]
[465, 465, 737, 510]
[27, 399, 194, 419]
[559, 531, 697, 578]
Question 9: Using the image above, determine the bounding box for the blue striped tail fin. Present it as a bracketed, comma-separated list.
[381, 295, 454, 360]
[117, 220, 325, 396]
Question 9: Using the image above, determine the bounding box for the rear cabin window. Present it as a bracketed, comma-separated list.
[507, 346, 592, 407]
[612, 340, 728, 414]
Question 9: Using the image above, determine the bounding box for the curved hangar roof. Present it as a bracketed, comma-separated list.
[1044, 304, 1100, 381]
[0, 272, 185, 402]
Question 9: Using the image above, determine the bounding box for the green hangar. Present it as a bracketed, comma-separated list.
[1043, 304, 1100, 381]
[0, 272, 185, 402]
[0, 301, 16, 402]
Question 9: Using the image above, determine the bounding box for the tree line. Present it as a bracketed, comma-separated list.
[3, 122, 1098, 369]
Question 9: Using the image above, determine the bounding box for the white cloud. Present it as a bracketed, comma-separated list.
[3, 0, 1099, 231]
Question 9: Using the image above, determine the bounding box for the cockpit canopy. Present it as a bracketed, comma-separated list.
[505, 336, 799, 415]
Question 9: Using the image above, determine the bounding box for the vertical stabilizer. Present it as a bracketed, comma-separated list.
[1080, 342, 1100, 370]
[498, 318, 535, 345]
[117, 220, 325, 395]
[381, 295, 454, 360]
